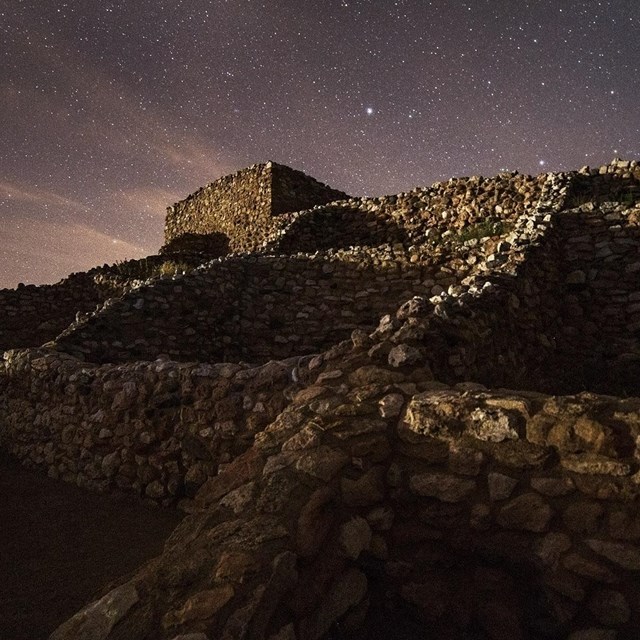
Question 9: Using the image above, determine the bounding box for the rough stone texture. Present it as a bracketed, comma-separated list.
[164, 162, 348, 254]
[497, 493, 554, 532]
[49, 584, 139, 640]
[1, 159, 640, 639]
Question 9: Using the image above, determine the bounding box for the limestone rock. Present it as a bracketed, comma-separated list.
[467, 407, 521, 442]
[530, 476, 575, 496]
[341, 467, 385, 507]
[586, 539, 640, 570]
[488, 472, 518, 501]
[301, 569, 368, 640]
[50, 583, 139, 640]
[497, 493, 553, 532]
[163, 585, 235, 628]
[561, 454, 631, 476]
[388, 344, 422, 368]
[338, 517, 372, 559]
[535, 532, 571, 567]
[409, 472, 476, 503]
[562, 553, 618, 583]
[378, 393, 405, 417]
[295, 446, 349, 481]
[296, 487, 335, 557]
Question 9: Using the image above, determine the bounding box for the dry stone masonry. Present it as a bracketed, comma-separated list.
[1, 159, 640, 639]
[163, 162, 348, 254]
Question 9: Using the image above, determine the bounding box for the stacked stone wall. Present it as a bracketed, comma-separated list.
[164, 164, 273, 254]
[0, 274, 109, 354]
[164, 162, 348, 255]
[0, 348, 306, 505]
[265, 171, 546, 255]
[50, 254, 438, 364]
[33, 367, 640, 639]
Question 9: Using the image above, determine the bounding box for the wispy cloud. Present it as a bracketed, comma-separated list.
[111, 186, 178, 216]
[0, 217, 148, 289]
[0, 180, 89, 213]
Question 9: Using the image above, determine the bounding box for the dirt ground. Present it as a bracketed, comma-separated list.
[0, 452, 183, 640]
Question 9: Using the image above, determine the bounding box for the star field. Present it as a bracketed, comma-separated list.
[1, 0, 638, 288]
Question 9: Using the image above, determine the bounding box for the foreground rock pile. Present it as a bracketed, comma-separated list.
[1, 159, 640, 639]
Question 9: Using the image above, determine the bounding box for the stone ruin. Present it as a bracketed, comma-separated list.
[1, 159, 640, 639]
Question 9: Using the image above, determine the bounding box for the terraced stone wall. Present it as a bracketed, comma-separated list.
[267, 171, 547, 255]
[360, 168, 640, 397]
[52, 253, 454, 364]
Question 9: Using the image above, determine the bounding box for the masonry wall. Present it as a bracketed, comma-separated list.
[52, 170, 555, 367]
[34, 362, 640, 639]
[0, 274, 110, 354]
[163, 162, 348, 254]
[52, 252, 464, 364]
[0, 348, 305, 505]
[356, 165, 640, 397]
[266, 171, 547, 255]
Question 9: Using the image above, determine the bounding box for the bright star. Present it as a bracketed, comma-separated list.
[366, 107, 374, 115]
[539, 160, 546, 166]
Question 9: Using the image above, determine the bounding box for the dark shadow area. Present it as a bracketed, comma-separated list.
[326, 547, 568, 640]
[549, 209, 640, 396]
[160, 231, 231, 257]
[566, 173, 640, 208]
[275, 205, 410, 254]
[0, 451, 182, 640]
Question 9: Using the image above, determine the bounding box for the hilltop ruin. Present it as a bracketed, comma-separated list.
[1, 159, 640, 639]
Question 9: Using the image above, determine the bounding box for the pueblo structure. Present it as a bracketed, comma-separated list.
[2, 159, 640, 639]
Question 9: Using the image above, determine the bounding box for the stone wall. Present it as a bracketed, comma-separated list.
[0, 274, 109, 354]
[163, 162, 348, 254]
[353, 166, 640, 397]
[52, 240, 508, 365]
[0, 255, 213, 355]
[266, 171, 546, 256]
[41, 364, 640, 639]
[52, 170, 557, 367]
[0, 348, 308, 505]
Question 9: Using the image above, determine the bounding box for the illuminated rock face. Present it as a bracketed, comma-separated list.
[1, 159, 640, 639]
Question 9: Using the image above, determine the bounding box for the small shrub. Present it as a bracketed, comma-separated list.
[453, 220, 513, 244]
[157, 260, 192, 277]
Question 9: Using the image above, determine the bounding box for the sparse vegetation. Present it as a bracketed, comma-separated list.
[452, 219, 514, 244]
[157, 260, 193, 277]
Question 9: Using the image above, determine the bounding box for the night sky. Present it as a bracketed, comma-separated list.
[2, 0, 639, 289]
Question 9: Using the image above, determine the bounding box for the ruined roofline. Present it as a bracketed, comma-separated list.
[168, 160, 350, 210]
